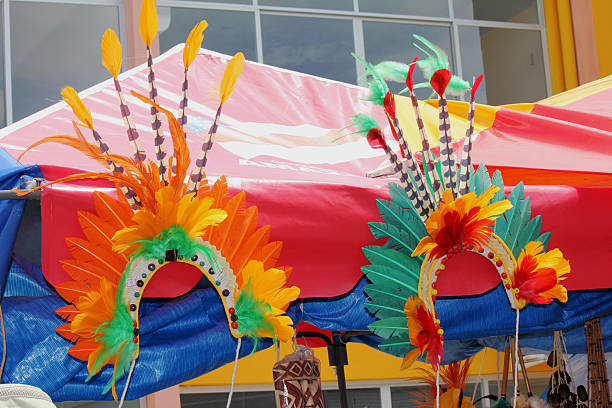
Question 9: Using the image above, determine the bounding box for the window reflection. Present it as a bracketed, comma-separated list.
[459, 26, 546, 105]
[363, 21, 453, 99]
[159, 8, 257, 62]
[261, 14, 355, 84]
[260, 0, 353, 11]
[359, 0, 449, 18]
[454, 0, 538, 24]
[10, 2, 120, 121]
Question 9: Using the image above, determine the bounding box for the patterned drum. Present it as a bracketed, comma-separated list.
[273, 346, 325, 408]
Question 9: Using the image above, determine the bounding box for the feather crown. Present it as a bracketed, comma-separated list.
[17, 3, 299, 398]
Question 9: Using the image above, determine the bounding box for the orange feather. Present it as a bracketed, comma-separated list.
[77, 211, 117, 248]
[92, 192, 134, 230]
[255, 241, 283, 270]
[212, 192, 245, 251]
[211, 176, 229, 206]
[232, 225, 271, 284]
[225, 206, 258, 262]
[65, 237, 126, 277]
[56, 304, 80, 322]
[55, 281, 90, 303]
[60, 259, 121, 286]
[68, 340, 100, 362]
[57, 323, 79, 342]
[18, 134, 109, 168]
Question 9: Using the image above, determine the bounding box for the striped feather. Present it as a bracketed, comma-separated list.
[458, 75, 483, 195]
[430, 70, 457, 197]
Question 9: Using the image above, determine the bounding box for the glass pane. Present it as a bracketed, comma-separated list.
[363, 21, 453, 98]
[181, 391, 275, 407]
[324, 388, 382, 408]
[260, 0, 353, 11]
[453, 0, 538, 24]
[359, 0, 449, 18]
[261, 15, 355, 84]
[159, 7, 257, 62]
[391, 383, 481, 407]
[10, 2, 120, 121]
[175, 0, 251, 3]
[459, 26, 547, 105]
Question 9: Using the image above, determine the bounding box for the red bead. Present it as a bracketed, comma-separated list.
[505, 284, 511, 289]
[432, 282, 437, 289]
[229, 307, 235, 315]
[441, 258, 447, 264]
[431, 296, 436, 302]
[134, 321, 138, 328]
[501, 272, 508, 279]
[496, 260, 503, 267]
[478, 247, 484, 253]
[133, 336, 139, 344]
[487, 252, 494, 259]
[231, 322, 238, 329]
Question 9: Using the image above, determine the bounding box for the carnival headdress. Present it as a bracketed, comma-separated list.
[16, 0, 299, 401]
[351, 36, 569, 394]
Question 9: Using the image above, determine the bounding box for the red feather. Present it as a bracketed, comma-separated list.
[471, 74, 484, 100]
[57, 323, 79, 342]
[430, 69, 452, 96]
[406, 57, 418, 91]
[384, 92, 395, 119]
[68, 340, 99, 361]
[56, 304, 80, 322]
[55, 281, 90, 303]
[366, 128, 387, 150]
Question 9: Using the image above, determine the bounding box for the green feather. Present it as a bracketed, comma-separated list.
[447, 76, 471, 97]
[364, 288, 406, 319]
[378, 334, 415, 357]
[363, 246, 421, 281]
[537, 231, 551, 250]
[365, 301, 406, 319]
[472, 164, 492, 196]
[371, 61, 411, 82]
[505, 197, 531, 254]
[513, 215, 542, 258]
[349, 113, 380, 134]
[352, 53, 389, 106]
[86, 272, 136, 394]
[365, 286, 409, 305]
[492, 398, 512, 408]
[368, 317, 409, 338]
[369, 222, 421, 253]
[361, 262, 419, 296]
[375, 199, 425, 243]
[235, 280, 275, 352]
[495, 182, 524, 238]
[491, 170, 505, 203]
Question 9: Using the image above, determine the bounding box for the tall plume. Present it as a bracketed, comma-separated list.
[458, 74, 484, 196]
[101, 29, 146, 163]
[405, 57, 443, 206]
[187, 52, 245, 195]
[430, 69, 457, 198]
[139, 0, 169, 185]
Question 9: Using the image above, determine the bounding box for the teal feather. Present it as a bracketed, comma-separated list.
[365, 302, 406, 320]
[375, 199, 425, 243]
[369, 222, 421, 253]
[368, 317, 409, 338]
[389, 183, 418, 213]
[513, 215, 542, 258]
[505, 197, 531, 254]
[472, 164, 492, 196]
[492, 398, 512, 408]
[349, 113, 380, 134]
[491, 170, 505, 202]
[447, 76, 471, 96]
[352, 53, 388, 106]
[537, 231, 551, 250]
[364, 288, 407, 318]
[467, 164, 477, 193]
[495, 182, 524, 238]
[371, 61, 411, 82]
[413, 34, 449, 78]
[378, 334, 415, 357]
[361, 261, 419, 295]
[365, 286, 408, 305]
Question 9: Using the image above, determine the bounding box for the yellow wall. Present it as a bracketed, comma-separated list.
[184, 342, 547, 387]
[592, 0, 612, 77]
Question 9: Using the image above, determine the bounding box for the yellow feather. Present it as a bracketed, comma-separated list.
[219, 52, 245, 104]
[61, 87, 93, 129]
[139, 0, 158, 48]
[183, 20, 208, 69]
[101, 29, 122, 78]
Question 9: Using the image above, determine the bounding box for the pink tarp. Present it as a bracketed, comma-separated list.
[0, 45, 611, 298]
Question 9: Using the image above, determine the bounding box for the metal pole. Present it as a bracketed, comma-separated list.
[336, 360, 349, 408]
